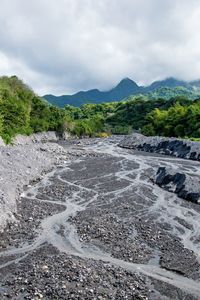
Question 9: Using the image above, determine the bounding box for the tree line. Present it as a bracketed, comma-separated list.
[0, 76, 199, 143]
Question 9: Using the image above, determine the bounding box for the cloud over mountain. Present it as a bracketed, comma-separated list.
[0, 0, 200, 95]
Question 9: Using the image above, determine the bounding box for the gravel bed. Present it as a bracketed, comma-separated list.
[0, 136, 200, 299]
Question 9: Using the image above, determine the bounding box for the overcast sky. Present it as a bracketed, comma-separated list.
[0, 0, 200, 95]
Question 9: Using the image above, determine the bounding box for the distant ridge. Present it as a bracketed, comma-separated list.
[147, 77, 190, 91]
[43, 77, 200, 107]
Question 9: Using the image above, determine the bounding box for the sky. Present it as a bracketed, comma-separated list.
[0, 0, 200, 95]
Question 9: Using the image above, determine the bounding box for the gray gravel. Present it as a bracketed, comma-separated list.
[0, 132, 68, 231]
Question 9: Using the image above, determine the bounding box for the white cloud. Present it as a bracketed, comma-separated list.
[0, 0, 200, 95]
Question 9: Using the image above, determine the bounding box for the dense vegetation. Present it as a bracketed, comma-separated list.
[141, 99, 200, 138]
[63, 96, 199, 138]
[0, 76, 67, 143]
[0, 76, 199, 143]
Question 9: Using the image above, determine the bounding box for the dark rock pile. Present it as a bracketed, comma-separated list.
[119, 133, 200, 161]
[155, 167, 200, 204]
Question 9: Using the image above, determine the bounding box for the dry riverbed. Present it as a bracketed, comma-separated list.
[0, 136, 200, 299]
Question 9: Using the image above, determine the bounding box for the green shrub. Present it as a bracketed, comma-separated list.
[111, 125, 132, 135]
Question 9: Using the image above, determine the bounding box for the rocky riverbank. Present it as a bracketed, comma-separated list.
[0, 132, 68, 231]
[119, 134, 200, 204]
[12, 131, 59, 145]
[119, 133, 200, 161]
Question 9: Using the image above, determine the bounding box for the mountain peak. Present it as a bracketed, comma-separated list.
[117, 77, 138, 88]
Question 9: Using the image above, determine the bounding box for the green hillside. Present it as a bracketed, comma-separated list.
[147, 86, 200, 100]
[141, 99, 200, 138]
[0, 76, 66, 143]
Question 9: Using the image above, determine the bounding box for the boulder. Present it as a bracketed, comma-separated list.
[155, 167, 200, 204]
[0, 137, 5, 147]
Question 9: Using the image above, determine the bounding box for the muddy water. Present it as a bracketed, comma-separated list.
[0, 138, 200, 299]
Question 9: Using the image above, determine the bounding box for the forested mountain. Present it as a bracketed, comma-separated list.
[190, 80, 200, 88]
[146, 77, 190, 91]
[128, 86, 200, 101]
[43, 77, 200, 107]
[44, 78, 141, 107]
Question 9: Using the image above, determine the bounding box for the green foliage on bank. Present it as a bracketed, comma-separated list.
[64, 103, 115, 137]
[0, 76, 67, 143]
[141, 99, 200, 138]
[64, 95, 199, 139]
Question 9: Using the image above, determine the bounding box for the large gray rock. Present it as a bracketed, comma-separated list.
[0, 137, 5, 147]
[62, 131, 72, 140]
